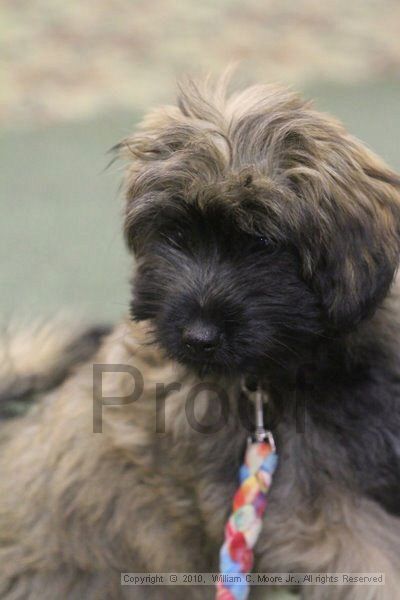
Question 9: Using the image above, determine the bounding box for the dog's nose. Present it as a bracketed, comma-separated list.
[182, 321, 220, 354]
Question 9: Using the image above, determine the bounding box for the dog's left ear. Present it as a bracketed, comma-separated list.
[291, 134, 400, 331]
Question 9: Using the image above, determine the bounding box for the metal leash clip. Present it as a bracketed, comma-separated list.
[242, 379, 275, 451]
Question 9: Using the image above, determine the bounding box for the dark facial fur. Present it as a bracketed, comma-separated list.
[130, 200, 322, 376]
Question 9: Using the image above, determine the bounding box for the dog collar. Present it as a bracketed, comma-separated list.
[216, 382, 278, 600]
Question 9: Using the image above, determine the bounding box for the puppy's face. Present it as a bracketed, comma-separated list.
[130, 199, 321, 376]
[122, 79, 400, 378]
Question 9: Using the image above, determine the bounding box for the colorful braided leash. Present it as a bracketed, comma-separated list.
[216, 386, 278, 600]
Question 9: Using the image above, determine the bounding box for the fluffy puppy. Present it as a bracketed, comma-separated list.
[1, 77, 400, 600]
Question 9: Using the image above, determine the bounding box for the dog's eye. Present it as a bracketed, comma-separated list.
[250, 236, 273, 253]
[256, 236, 268, 246]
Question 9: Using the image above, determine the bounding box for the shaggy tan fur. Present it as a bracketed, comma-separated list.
[0, 317, 85, 392]
[1, 317, 399, 599]
[0, 317, 108, 418]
